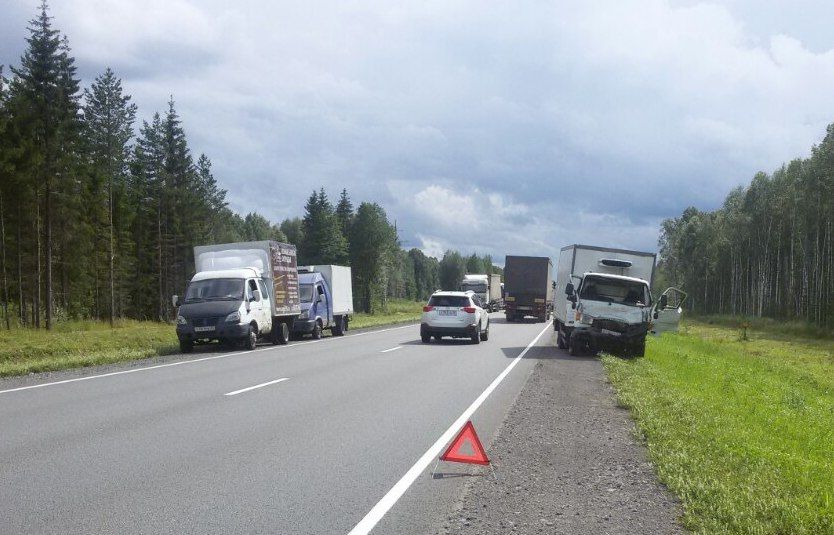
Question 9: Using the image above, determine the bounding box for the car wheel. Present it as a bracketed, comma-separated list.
[312, 320, 323, 340]
[421, 332, 431, 343]
[505, 313, 514, 322]
[480, 321, 489, 341]
[245, 327, 257, 350]
[471, 328, 481, 344]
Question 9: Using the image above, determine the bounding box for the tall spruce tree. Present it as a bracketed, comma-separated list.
[83, 67, 137, 324]
[10, 2, 82, 329]
[350, 202, 397, 313]
[299, 188, 347, 265]
[280, 217, 303, 246]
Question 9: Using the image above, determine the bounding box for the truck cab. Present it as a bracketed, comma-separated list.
[174, 267, 274, 353]
[291, 265, 353, 339]
[562, 272, 685, 356]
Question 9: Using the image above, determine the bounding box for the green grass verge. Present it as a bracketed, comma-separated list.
[349, 299, 423, 329]
[602, 319, 834, 534]
[0, 320, 178, 377]
[0, 299, 424, 377]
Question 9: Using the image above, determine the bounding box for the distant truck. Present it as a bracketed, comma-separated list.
[553, 244, 686, 357]
[174, 241, 301, 353]
[459, 273, 503, 311]
[293, 265, 353, 338]
[503, 256, 553, 322]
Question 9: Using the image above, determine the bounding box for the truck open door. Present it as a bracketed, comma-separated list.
[650, 287, 687, 335]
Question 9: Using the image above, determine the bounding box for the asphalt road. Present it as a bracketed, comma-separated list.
[0, 314, 551, 534]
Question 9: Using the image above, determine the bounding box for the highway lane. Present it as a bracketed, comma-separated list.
[0, 315, 553, 534]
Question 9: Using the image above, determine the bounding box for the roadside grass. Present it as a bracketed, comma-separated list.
[0, 320, 178, 377]
[350, 299, 423, 330]
[0, 300, 424, 377]
[602, 319, 834, 534]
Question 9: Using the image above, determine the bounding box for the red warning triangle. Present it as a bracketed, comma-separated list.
[440, 421, 490, 465]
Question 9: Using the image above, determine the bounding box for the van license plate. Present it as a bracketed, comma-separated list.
[439, 310, 457, 316]
[194, 326, 215, 332]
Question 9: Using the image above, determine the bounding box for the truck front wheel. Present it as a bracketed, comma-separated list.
[312, 320, 323, 340]
[179, 338, 193, 354]
[245, 326, 257, 350]
[568, 335, 582, 356]
[556, 329, 568, 349]
[632, 339, 646, 357]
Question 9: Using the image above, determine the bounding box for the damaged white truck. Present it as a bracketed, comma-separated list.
[553, 244, 686, 357]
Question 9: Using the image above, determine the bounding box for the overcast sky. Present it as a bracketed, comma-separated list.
[3, 1, 834, 261]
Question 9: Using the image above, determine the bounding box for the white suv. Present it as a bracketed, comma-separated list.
[420, 291, 490, 344]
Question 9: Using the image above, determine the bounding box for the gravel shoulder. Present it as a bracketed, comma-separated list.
[435, 343, 683, 534]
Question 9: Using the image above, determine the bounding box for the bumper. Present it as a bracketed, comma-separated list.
[505, 302, 549, 317]
[291, 318, 317, 333]
[421, 322, 477, 338]
[573, 321, 648, 346]
[176, 322, 249, 341]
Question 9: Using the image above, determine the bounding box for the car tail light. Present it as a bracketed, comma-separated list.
[462, 306, 476, 313]
[423, 305, 434, 312]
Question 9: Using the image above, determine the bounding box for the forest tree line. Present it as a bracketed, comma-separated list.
[659, 123, 834, 326]
[0, 4, 498, 328]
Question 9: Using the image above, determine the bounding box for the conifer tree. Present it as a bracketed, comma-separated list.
[83, 67, 137, 324]
[10, 2, 82, 328]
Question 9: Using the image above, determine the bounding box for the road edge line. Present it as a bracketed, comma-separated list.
[347, 320, 553, 535]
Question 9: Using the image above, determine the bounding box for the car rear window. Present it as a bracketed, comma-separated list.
[428, 295, 471, 307]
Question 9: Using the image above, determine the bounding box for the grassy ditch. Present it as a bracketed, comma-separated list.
[350, 299, 423, 330]
[0, 299, 424, 377]
[0, 320, 178, 377]
[602, 319, 834, 534]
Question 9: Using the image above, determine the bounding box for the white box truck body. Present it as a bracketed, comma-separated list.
[554, 245, 686, 357]
[312, 265, 354, 315]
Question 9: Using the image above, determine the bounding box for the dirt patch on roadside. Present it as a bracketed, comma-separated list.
[435, 346, 682, 534]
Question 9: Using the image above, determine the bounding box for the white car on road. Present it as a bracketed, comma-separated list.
[420, 291, 490, 344]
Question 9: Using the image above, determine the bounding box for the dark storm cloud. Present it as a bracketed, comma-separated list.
[3, 0, 834, 259]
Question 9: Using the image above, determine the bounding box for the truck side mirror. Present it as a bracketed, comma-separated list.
[172, 295, 180, 308]
[252, 289, 261, 302]
[565, 283, 575, 296]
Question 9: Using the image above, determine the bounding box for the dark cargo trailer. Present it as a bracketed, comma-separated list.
[503, 255, 553, 322]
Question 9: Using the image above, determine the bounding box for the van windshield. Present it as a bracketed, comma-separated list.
[461, 283, 487, 293]
[300, 284, 314, 303]
[185, 278, 244, 303]
[579, 276, 650, 306]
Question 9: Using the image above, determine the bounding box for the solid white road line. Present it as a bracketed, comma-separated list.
[347, 321, 553, 535]
[380, 346, 402, 353]
[0, 323, 417, 395]
[224, 377, 289, 396]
